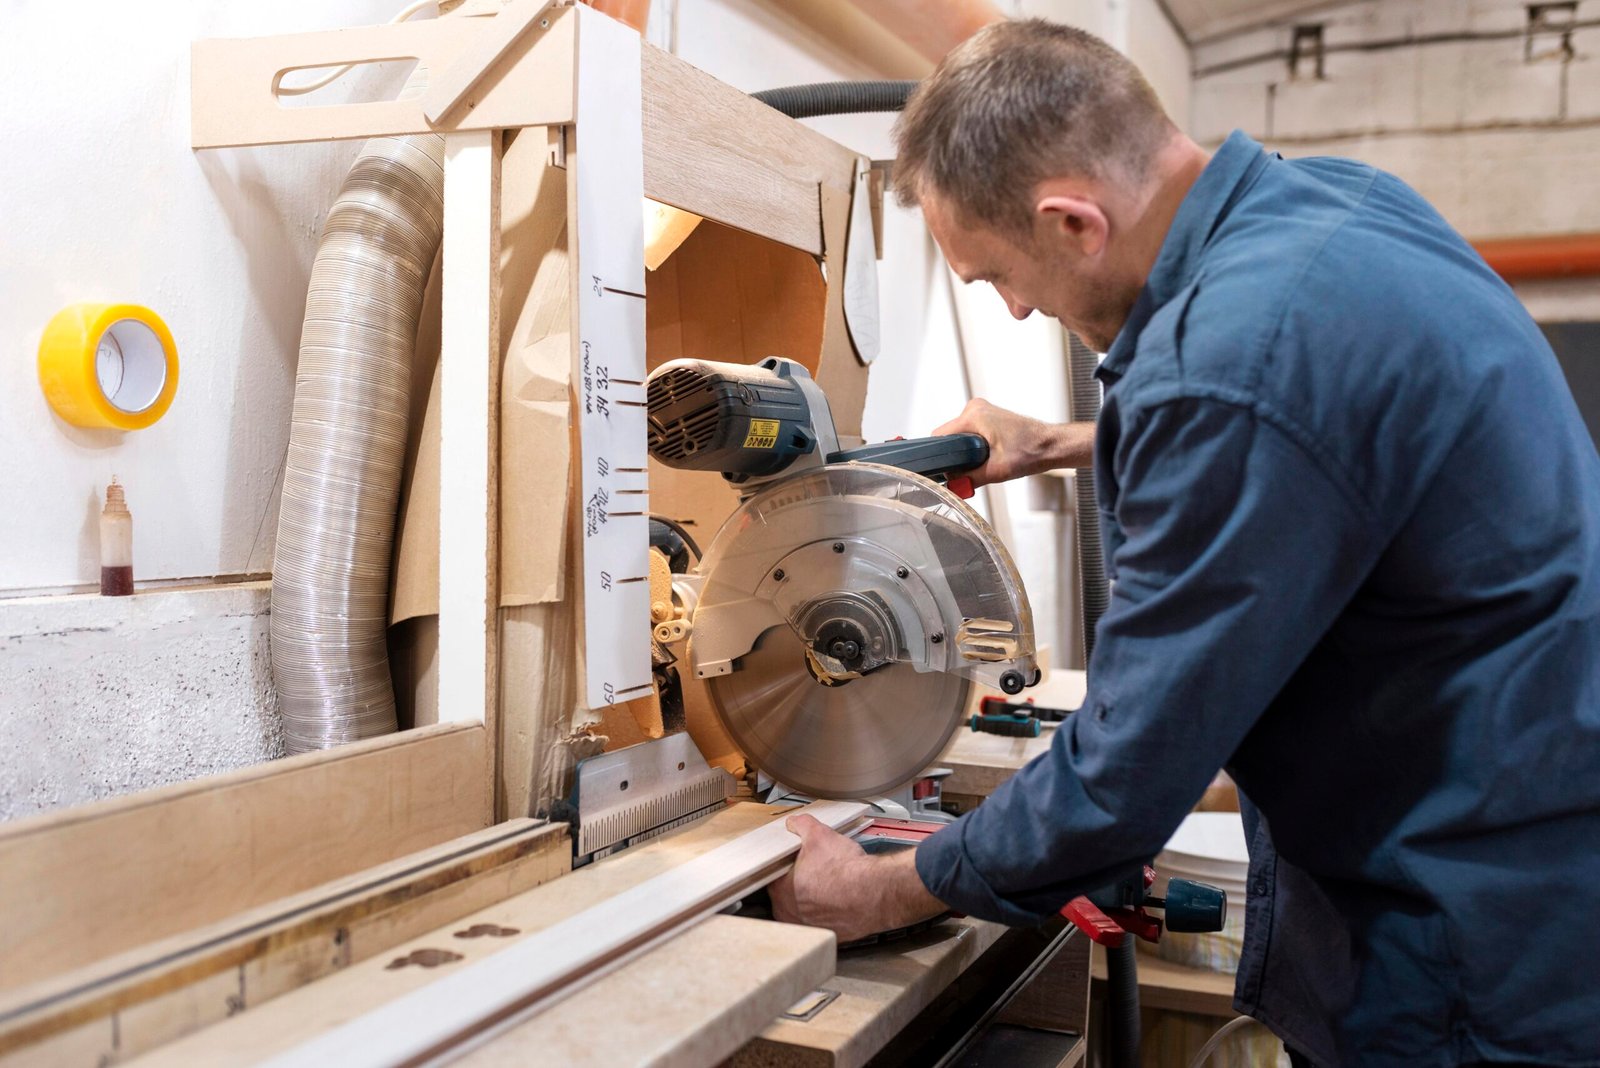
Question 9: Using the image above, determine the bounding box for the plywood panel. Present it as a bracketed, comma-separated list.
[641, 46, 859, 255]
[0, 821, 567, 1062]
[0, 723, 490, 994]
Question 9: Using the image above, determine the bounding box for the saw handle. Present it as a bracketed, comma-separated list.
[826, 433, 989, 481]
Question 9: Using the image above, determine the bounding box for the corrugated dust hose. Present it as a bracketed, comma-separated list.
[270, 130, 445, 753]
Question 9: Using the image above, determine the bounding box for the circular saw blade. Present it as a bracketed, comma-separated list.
[708, 624, 969, 800]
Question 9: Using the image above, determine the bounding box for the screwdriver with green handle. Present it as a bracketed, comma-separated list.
[967, 694, 1072, 736]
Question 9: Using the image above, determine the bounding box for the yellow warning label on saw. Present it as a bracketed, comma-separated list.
[744, 419, 781, 449]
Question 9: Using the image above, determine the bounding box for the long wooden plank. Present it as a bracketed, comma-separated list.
[0, 820, 567, 1062]
[189, 10, 576, 149]
[641, 45, 860, 255]
[437, 130, 504, 832]
[0, 723, 490, 994]
[259, 800, 867, 1066]
[452, 916, 835, 1068]
[129, 803, 837, 1065]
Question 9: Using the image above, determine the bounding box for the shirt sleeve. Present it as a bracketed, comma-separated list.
[916, 395, 1380, 924]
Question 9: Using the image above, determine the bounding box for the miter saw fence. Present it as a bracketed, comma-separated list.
[646, 357, 1040, 801]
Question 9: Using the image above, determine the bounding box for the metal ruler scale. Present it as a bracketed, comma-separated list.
[572, 6, 652, 711]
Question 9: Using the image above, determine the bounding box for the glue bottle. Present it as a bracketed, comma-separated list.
[100, 478, 133, 596]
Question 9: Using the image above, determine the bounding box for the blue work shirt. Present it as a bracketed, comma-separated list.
[916, 131, 1600, 1066]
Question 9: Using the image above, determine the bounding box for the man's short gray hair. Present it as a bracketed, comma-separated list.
[893, 20, 1175, 234]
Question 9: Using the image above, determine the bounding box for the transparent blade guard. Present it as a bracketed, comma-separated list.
[689, 464, 1037, 763]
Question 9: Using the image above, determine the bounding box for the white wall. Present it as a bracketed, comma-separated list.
[0, 0, 417, 595]
[0, 0, 1184, 661]
[1190, 0, 1600, 242]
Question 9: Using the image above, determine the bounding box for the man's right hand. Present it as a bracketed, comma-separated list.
[934, 399, 1095, 487]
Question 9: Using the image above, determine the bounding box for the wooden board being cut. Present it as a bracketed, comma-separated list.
[452, 915, 834, 1068]
[130, 802, 859, 1066]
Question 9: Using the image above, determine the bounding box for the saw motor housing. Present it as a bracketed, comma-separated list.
[646, 357, 1039, 800]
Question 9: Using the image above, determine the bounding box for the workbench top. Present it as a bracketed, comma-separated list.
[939, 669, 1085, 797]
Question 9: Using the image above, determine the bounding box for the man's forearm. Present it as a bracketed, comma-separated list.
[872, 848, 947, 930]
[1044, 421, 1096, 473]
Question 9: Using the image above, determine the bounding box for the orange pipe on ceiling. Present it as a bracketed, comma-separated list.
[1474, 233, 1600, 283]
[843, 0, 1007, 64]
[585, 0, 650, 33]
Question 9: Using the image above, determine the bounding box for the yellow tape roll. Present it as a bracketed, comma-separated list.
[37, 303, 179, 430]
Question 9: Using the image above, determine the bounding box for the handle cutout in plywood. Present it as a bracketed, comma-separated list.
[274, 58, 422, 108]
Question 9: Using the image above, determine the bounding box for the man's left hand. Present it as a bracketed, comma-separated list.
[769, 814, 948, 943]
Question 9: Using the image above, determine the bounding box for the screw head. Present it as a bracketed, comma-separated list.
[773, 569, 785, 581]
[931, 633, 944, 644]
[896, 566, 909, 579]
[832, 542, 845, 553]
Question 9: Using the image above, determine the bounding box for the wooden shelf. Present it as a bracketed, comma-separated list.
[1089, 946, 1237, 1018]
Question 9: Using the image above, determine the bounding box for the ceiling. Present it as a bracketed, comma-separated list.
[1159, 0, 1347, 42]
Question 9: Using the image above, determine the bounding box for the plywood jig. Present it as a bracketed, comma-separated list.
[3, 4, 887, 1063]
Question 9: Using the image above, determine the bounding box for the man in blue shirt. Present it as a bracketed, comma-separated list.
[769, 19, 1600, 1066]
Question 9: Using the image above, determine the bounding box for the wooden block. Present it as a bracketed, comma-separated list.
[190, 10, 576, 148]
[734, 918, 1007, 1068]
[115, 968, 241, 1060]
[0, 723, 490, 996]
[452, 916, 835, 1068]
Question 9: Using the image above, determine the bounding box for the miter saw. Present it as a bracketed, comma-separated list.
[559, 356, 1039, 865]
[647, 356, 1041, 805]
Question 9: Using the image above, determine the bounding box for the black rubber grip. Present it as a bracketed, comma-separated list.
[827, 433, 989, 479]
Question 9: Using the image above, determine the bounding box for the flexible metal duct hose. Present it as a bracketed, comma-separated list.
[751, 80, 917, 118]
[271, 120, 445, 754]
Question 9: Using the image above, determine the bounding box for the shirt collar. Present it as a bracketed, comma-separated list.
[1099, 130, 1273, 379]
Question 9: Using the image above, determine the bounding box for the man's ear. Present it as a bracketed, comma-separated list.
[1035, 193, 1109, 258]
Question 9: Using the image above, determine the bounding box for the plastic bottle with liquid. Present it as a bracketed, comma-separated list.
[100, 479, 133, 596]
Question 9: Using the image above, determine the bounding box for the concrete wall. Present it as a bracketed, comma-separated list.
[1189, 0, 1600, 318]
[0, 584, 280, 822]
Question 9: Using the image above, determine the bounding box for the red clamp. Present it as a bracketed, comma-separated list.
[1059, 866, 1165, 948]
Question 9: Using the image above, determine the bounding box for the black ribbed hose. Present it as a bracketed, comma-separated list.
[751, 80, 917, 118]
[1068, 331, 1109, 661]
[1069, 330, 1139, 1068]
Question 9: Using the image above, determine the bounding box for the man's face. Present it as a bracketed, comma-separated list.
[921, 192, 1129, 353]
